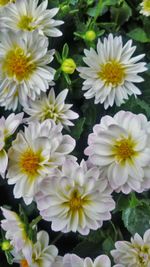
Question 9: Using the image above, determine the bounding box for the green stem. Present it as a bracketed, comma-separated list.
[110, 221, 118, 241]
[30, 215, 42, 228]
[51, 233, 63, 245]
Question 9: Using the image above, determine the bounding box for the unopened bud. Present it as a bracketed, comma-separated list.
[84, 30, 96, 41]
[1, 240, 12, 251]
[61, 58, 76, 74]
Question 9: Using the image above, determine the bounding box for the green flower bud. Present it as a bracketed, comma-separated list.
[84, 30, 96, 41]
[60, 4, 70, 13]
[1, 240, 12, 251]
[61, 58, 76, 74]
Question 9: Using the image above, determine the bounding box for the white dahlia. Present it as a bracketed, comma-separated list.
[1, 207, 32, 262]
[78, 34, 147, 109]
[111, 229, 150, 267]
[13, 231, 58, 267]
[140, 0, 150, 16]
[0, 112, 23, 176]
[0, 31, 55, 110]
[85, 110, 150, 194]
[36, 158, 115, 235]
[24, 88, 79, 128]
[52, 254, 112, 267]
[1, 0, 63, 37]
[7, 120, 75, 204]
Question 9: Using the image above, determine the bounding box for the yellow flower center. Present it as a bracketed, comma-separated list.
[143, 0, 150, 11]
[99, 60, 125, 87]
[134, 244, 150, 266]
[42, 106, 59, 122]
[113, 137, 137, 162]
[0, 0, 12, 6]
[2, 47, 35, 81]
[18, 15, 36, 31]
[20, 149, 41, 177]
[69, 190, 83, 211]
[20, 259, 29, 267]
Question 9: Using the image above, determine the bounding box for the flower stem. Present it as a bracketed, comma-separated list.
[30, 215, 42, 228]
[51, 232, 63, 245]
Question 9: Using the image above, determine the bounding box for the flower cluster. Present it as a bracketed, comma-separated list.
[2, 207, 150, 267]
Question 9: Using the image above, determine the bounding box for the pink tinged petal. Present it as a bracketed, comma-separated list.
[22, 242, 33, 264]
[55, 89, 68, 106]
[51, 218, 68, 232]
[5, 112, 23, 135]
[86, 143, 113, 156]
[94, 255, 111, 267]
[84, 258, 93, 267]
[108, 163, 128, 189]
[64, 254, 83, 267]
[57, 135, 75, 154]
[47, 88, 56, 104]
[37, 230, 49, 248]
[89, 154, 114, 166]
[1, 207, 18, 220]
[144, 229, 150, 243]
[0, 149, 8, 174]
[69, 211, 79, 232]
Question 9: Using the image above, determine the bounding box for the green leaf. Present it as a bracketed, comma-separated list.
[55, 51, 62, 64]
[64, 73, 72, 85]
[54, 69, 61, 81]
[134, 98, 150, 119]
[71, 117, 86, 140]
[62, 43, 69, 59]
[81, 102, 97, 126]
[102, 237, 114, 254]
[72, 240, 102, 258]
[69, 0, 79, 5]
[82, 229, 105, 243]
[127, 28, 150, 43]
[122, 203, 150, 236]
[111, 2, 132, 28]
[115, 194, 131, 212]
[129, 192, 140, 208]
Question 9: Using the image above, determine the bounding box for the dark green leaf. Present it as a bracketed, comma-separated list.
[127, 28, 150, 43]
[55, 51, 62, 64]
[122, 203, 150, 236]
[102, 237, 114, 254]
[62, 43, 69, 59]
[111, 2, 132, 28]
[71, 117, 86, 140]
[72, 240, 102, 258]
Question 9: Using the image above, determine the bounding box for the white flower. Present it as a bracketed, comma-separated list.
[51, 254, 112, 267]
[85, 110, 150, 194]
[0, 112, 23, 176]
[0, 31, 55, 111]
[36, 158, 115, 235]
[24, 88, 79, 128]
[78, 34, 147, 109]
[14, 231, 58, 267]
[1, 207, 32, 262]
[7, 119, 75, 204]
[140, 0, 150, 16]
[111, 229, 150, 267]
[1, 0, 63, 37]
